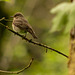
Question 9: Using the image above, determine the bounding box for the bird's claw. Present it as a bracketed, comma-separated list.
[29, 39, 32, 42]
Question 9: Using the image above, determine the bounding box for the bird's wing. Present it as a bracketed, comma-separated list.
[22, 18, 33, 29]
[13, 19, 32, 31]
[13, 18, 37, 38]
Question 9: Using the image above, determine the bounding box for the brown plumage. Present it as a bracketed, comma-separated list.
[12, 12, 37, 39]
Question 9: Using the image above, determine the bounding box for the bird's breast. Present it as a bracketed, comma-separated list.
[12, 24, 21, 32]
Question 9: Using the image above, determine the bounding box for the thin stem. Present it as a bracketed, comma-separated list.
[0, 17, 12, 22]
[0, 58, 33, 74]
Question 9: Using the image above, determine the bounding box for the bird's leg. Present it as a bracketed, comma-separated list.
[24, 32, 27, 38]
[29, 39, 32, 42]
[22, 32, 27, 40]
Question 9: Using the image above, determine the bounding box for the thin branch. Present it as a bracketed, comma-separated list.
[0, 17, 5, 21]
[0, 58, 33, 74]
[4, 19, 12, 22]
[0, 18, 68, 58]
[0, 17, 12, 22]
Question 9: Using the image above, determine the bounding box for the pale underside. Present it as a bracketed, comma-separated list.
[12, 24, 27, 33]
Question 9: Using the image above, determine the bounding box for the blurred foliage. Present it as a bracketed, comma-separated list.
[0, 0, 70, 75]
[0, 0, 10, 1]
[51, 2, 75, 33]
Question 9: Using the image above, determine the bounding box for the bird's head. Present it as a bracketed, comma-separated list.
[13, 12, 24, 20]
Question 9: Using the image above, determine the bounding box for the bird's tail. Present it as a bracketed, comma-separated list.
[28, 28, 37, 39]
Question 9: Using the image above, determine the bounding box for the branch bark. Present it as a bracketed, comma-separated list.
[68, 1, 75, 75]
[68, 27, 75, 75]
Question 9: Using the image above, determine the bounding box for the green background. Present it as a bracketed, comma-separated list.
[0, 0, 71, 75]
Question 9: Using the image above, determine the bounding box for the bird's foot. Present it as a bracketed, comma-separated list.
[29, 39, 32, 42]
[22, 35, 26, 40]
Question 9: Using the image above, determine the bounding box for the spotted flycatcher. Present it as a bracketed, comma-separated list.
[12, 12, 37, 39]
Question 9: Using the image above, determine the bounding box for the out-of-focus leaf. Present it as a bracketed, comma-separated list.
[50, 2, 75, 33]
[0, 0, 10, 2]
[51, 2, 71, 14]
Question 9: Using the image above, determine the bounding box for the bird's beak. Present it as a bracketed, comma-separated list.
[10, 16, 14, 18]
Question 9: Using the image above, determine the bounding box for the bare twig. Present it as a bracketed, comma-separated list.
[0, 17, 12, 22]
[0, 18, 68, 58]
[0, 58, 33, 74]
[0, 17, 5, 21]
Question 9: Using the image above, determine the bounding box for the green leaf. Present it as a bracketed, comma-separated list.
[51, 2, 71, 14]
[50, 2, 75, 33]
[0, 0, 11, 2]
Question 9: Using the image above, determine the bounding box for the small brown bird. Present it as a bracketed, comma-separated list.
[12, 12, 37, 39]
